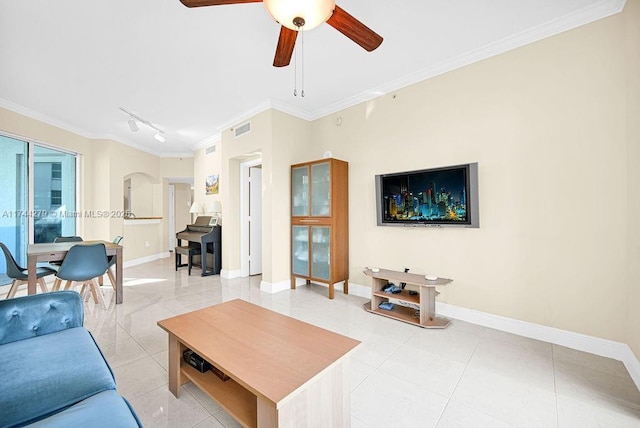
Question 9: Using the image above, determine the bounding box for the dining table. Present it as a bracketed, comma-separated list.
[27, 240, 124, 304]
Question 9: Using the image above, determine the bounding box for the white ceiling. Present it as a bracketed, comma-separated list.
[0, 0, 625, 157]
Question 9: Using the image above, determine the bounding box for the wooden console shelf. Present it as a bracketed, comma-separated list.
[363, 268, 452, 328]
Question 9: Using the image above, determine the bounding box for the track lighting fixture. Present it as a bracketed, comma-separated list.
[119, 107, 166, 143]
[154, 132, 167, 143]
[128, 117, 139, 132]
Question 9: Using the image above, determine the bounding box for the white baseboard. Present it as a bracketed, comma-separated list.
[349, 281, 640, 391]
[221, 269, 242, 279]
[123, 252, 170, 268]
[348, 281, 373, 299]
[260, 279, 291, 294]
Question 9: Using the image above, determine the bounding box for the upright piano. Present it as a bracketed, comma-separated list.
[176, 216, 221, 276]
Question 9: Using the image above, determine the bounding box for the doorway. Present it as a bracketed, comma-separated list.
[240, 159, 262, 276]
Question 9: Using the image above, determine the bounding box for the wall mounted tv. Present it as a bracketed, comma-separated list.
[375, 162, 479, 228]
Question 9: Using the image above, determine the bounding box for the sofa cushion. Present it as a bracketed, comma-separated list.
[24, 390, 142, 428]
[0, 327, 116, 427]
[0, 291, 83, 345]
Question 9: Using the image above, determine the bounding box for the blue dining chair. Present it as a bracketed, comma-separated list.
[50, 236, 84, 290]
[1, 242, 57, 299]
[99, 236, 123, 289]
[54, 243, 110, 309]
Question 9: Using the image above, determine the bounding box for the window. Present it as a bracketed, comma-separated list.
[50, 190, 62, 207]
[51, 163, 62, 179]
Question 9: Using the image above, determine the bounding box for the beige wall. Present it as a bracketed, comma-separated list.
[192, 143, 222, 221]
[310, 7, 633, 347]
[219, 111, 271, 275]
[267, 110, 313, 282]
[624, 0, 640, 360]
[197, 109, 312, 282]
[0, 107, 194, 262]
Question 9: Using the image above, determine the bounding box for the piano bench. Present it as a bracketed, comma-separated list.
[175, 246, 202, 276]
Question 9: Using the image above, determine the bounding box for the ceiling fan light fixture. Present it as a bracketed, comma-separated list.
[154, 131, 167, 143]
[264, 0, 335, 31]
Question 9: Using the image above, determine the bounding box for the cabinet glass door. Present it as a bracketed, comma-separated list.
[311, 162, 330, 216]
[291, 166, 309, 216]
[291, 225, 309, 277]
[311, 226, 330, 280]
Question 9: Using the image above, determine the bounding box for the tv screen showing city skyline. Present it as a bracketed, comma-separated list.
[380, 166, 469, 224]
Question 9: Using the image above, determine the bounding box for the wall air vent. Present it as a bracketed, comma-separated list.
[205, 145, 216, 155]
[234, 122, 251, 138]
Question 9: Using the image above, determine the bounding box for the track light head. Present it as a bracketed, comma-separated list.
[120, 107, 166, 142]
[128, 117, 139, 132]
[154, 132, 167, 143]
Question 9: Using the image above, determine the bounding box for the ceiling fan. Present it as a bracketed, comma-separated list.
[179, 0, 383, 67]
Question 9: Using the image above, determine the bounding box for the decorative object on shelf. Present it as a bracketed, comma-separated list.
[425, 274, 438, 281]
[400, 267, 409, 289]
[363, 267, 453, 328]
[291, 158, 349, 299]
[378, 301, 395, 311]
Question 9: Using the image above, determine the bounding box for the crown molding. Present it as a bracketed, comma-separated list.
[190, 134, 222, 152]
[0, 97, 182, 158]
[194, 0, 626, 135]
[306, 0, 627, 121]
[0, 97, 97, 140]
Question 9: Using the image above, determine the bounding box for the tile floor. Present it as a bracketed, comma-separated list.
[2, 257, 640, 427]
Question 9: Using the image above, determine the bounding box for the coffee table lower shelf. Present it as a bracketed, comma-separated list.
[181, 363, 257, 428]
[363, 301, 450, 328]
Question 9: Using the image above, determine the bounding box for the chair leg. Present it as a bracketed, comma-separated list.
[87, 281, 99, 304]
[98, 275, 104, 286]
[63, 280, 73, 290]
[6, 279, 22, 299]
[106, 267, 117, 290]
[52, 278, 62, 291]
[90, 279, 107, 309]
[37, 278, 49, 293]
[78, 283, 88, 300]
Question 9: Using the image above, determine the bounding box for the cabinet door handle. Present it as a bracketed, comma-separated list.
[300, 219, 320, 223]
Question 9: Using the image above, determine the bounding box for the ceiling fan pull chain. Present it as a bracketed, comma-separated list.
[293, 37, 298, 96]
[301, 29, 305, 97]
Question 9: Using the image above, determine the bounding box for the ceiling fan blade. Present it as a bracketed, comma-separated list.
[273, 26, 298, 67]
[327, 5, 383, 52]
[180, 0, 261, 8]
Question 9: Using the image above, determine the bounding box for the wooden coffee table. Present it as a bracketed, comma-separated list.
[157, 299, 360, 428]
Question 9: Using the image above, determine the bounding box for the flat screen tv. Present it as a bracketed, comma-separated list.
[375, 162, 479, 228]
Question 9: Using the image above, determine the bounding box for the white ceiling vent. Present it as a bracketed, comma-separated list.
[234, 122, 251, 138]
[205, 145, 216, 155]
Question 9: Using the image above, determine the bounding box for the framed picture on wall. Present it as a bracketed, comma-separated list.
[206, 174, 219, 195]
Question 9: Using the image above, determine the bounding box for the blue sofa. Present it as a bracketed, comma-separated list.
[0, 291, 142, 428]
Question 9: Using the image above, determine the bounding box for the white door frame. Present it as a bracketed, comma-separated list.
[168, 184, 176, 251]
[240, 158, 262, 277]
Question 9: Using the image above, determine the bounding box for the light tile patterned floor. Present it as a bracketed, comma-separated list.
[2, 257, 640, 427]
